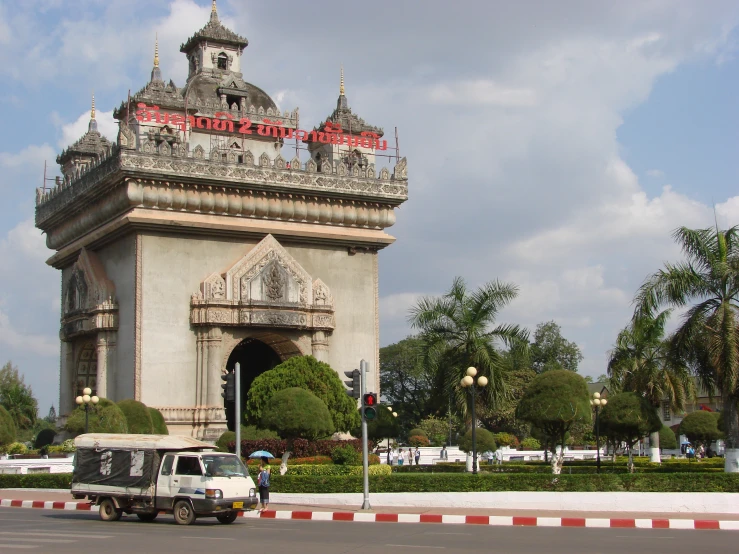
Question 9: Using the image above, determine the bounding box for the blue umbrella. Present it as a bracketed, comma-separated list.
[249, 450, 275, 458]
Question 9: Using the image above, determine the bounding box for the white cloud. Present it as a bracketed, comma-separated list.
[646, 169, 664, 178]
[0, 307, 58, 357]
[57, 109, 117, 150]
[0, 144, 56, 171]
[426, 80, 537, 107]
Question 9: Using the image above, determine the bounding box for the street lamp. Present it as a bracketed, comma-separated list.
[590, 392, 608, 473]
[460, 367, 488, 475]
[75, 387, 100, 434]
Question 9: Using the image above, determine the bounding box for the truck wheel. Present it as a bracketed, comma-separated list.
[137, 512, 158, 522]
[216, 512, 238, 524]
[173, 500, 196, 525]
[99, 499, 122, 522]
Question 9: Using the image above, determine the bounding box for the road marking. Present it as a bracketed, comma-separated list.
[425, 532, 466, 535]
[0, 538, 76, 544]
[180, 536, 235, 541]
[0, 545, 37, 550]
[0, 532, 114, 538]
[385, 545, 445, 549]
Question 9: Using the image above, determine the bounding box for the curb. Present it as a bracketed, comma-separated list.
[2, 499, 738, 531]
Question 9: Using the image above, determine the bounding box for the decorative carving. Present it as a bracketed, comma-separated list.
[313, 278, 333, 307]
[202, 273, 226, 300]
[393, 156, 408, 180]
[193, 145, 205, 159]
[259, 152, 270, 167]
[263, 262, 285, 302]
[117, 123, 136, 150]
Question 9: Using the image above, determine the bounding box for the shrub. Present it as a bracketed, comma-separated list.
[331, 445, 361, 465]
[459, 428, 497, 454]
[409, 435, 430, 447]
[493, 432, 519, 448]
[236, 438, 373, 458]
[262, 388, 334, 441]
[521, 437, 541, 450]
[47, 439, 76, 454]
[117, 400, 154, 434]
[7, 442, 27, 455]
[34, 428, 56, 449]
[148, 408, 168, 435]
[368, 454, 381, 465]
[65, 398, 128, 435]
[680, 411, 722, 449]
[408, 428, 428, 438]
[0, 405, 17, 446]
[659, 425, 677, 450]
[218, 426, 281, 452]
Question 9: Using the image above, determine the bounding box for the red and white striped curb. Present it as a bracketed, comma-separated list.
[2, 499, 738, 530]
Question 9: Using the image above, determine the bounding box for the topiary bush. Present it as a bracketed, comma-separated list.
[408, 428, 428, 439]
[147, 408, 168, 435]
[493, 432, 520, 448]
[0, 405, 17, 446]
[65, 398, 128, 435]
[7, 442, 27, 455]
[331, 444, 361, 465]
[521, 437, 541, 450]
[117, 400, 154, 434]
[659, 425, 677, 450]
[34, 428, 57, 449]
[680, 411, 722, 450]
[261, 388, 334, 442]
[459, 428, 497, 454]
[409, 435, 430, 447]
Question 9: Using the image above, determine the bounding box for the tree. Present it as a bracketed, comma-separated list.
[607, 310, 694, 462]
[659, 425, 678, 450]
[148, 408, 169, 435]
[117, 400, 154, 434]
[261, 387, 334, 473]
[530, 321, 583, 374]
[634, 226, 739, 472]
[409, 277, 529, 422]
[379, 337, 434, 435]
[458, 428, 497, 455]
[0, 405, 17, 446]
[599, 392, 662, 472]
[362, 404, 400, 445]
[0, 362, 38, 430]
[246, 356, 360, 433]
[480, 367, 536, 437]
[516, 370, 591, 474]
[65, 398, 129, 435]
[418, 415, 450, 446]
[680, 411, 722, 453]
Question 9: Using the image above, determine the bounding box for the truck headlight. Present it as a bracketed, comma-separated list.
[249, 488, 256, 497]
[205, 489, 223, 499]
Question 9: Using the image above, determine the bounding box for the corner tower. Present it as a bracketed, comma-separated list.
[35, 4, 408, 439]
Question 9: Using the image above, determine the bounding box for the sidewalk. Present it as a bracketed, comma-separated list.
[2, 489, 738, 530]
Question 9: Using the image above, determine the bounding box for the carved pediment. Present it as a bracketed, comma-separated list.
[65, 248, 116, 314]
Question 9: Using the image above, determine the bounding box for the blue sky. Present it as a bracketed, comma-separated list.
[0, 0, 738, 416]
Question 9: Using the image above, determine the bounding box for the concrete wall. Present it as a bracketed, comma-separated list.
[95, 235, 137, 401]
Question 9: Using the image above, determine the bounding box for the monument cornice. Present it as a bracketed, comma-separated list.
[190, 301, 335, 331]
[36, 148, 408, 232]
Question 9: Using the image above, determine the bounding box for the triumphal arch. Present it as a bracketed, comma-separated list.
[35, 2, 408, 438]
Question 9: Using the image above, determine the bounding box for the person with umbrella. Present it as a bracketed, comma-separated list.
[257, 456, 271, 512]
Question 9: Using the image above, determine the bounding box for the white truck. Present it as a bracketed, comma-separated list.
[71, 433, 258, 525]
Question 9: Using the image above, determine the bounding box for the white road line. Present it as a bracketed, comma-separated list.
[0, 538, 76, 544]
[180, 536, 235, 541]
[385, 545, 445, 549]
[0, 532, 114, 538]
[0, 545, 37, 550]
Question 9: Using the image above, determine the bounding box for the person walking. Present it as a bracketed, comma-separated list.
[386, 448, 392, 465]
[407, 448, 413, 466]
[414, 447, 421, 466]
[440, 446, 448, 461]
[257, 456, 271, 513]
[397, 448, 404, 466]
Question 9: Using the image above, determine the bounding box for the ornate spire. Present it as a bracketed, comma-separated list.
[150, 34, 163, 84]
[337, 66, 348, 110]
[340, 65, 345, 96]
[211, 0, 218, 21]
[88, 93, 98, 133]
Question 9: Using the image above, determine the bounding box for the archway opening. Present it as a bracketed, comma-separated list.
[224, 338, 282, 430]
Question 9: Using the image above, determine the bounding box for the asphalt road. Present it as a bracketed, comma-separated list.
[1, 507, 736, 553]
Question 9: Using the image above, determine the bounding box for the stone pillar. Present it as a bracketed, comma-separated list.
[60, 340, 75, 417]
[95, 332, 108, 400]
[206, 327, 223, 408]
[311, 330, 329, 362]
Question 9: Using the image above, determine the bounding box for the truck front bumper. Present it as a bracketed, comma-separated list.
[191, 495, 259, 515]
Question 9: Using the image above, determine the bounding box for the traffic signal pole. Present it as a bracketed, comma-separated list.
[235, 362, 241, 461]
[360, 359, 371, 510]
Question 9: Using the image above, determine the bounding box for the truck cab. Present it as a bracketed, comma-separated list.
[71, 434, 258, 525]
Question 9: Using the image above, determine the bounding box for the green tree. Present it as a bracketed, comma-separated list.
[516, 370, 591, 474]
[148, 408, 169, 435]
[599, 392, 662, 472]
[0, 405, 17, 446]
[634, 226, 739, 472]
[246, 356, 360, 433]
[607, 310, 694, 461]
[458, 428, 497, 455]
[409, 277, 529, 422]
[418, 415, 450, 446]
[0, 362, 38, 430]
[530, 321, 583, 374]
[680, 411, 722, 454]
[659, 425, 678, 450]
[361, 404, 400, 445]
[65, 398, 129, 435]
[379, 336, 434, 435]
[480, 367, 536, 436]
[261, 387, 334, 473]
[117, 400, 154, 434]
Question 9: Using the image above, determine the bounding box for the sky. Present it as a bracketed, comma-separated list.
[0, 0, 738, 415]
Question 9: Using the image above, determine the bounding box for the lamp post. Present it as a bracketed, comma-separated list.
[75, 388, 100, 434]
[460, 367, 488, 475]
[590, 392, 608, 473]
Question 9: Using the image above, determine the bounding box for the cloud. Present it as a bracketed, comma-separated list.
[646, 169, 664, 178]
[0, 307, 58, 356]
[426, 80, 537, 107]
[56, 109, 117, 150]
[0, 144, 56, 172]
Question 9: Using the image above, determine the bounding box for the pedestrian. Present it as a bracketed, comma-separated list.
[407, 448, 413, 466]
[257, 456, 271, 513]
[440, 446, 448, 461]
[414, 447, 421, 466]
[386, 448, 392, 465]
[698, 444, 705, 460]
[398, 448, 404, 466]
[496, 449, 503, 466]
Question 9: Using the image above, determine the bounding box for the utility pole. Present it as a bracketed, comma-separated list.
[235, 362, 241, 461]
[360, 359, 371, 510]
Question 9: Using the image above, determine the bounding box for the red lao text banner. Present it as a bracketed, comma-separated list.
[135, 103, 388, 150]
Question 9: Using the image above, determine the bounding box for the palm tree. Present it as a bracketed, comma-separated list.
[607, 310, 695, 462]
[634, 226, 739, 472]
[408, 277, 529, 421]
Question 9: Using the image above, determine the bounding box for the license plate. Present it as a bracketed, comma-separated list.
[232, 502, 243, 509]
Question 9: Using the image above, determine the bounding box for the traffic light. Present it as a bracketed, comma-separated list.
[221, 372, 235, 402]
[344, 369, 361, 399]
[363, 393, 377, 407]
[364, 406, 377, 421]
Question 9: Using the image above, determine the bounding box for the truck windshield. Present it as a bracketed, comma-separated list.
[202, 454, 249, 478]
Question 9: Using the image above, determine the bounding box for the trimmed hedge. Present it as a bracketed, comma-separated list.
[394, 463, 724, 474]
[2, 472, 737, 492]
[229, 438, 374, 458]
[286, 464, 392, 476]
[148, 408, 169, 435]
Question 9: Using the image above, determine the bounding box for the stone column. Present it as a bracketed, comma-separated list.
[60, 340, 75, 417]
[206, 327, 223, 409]
[95, 332, 108, 400]
[311, 330, 329, 362]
